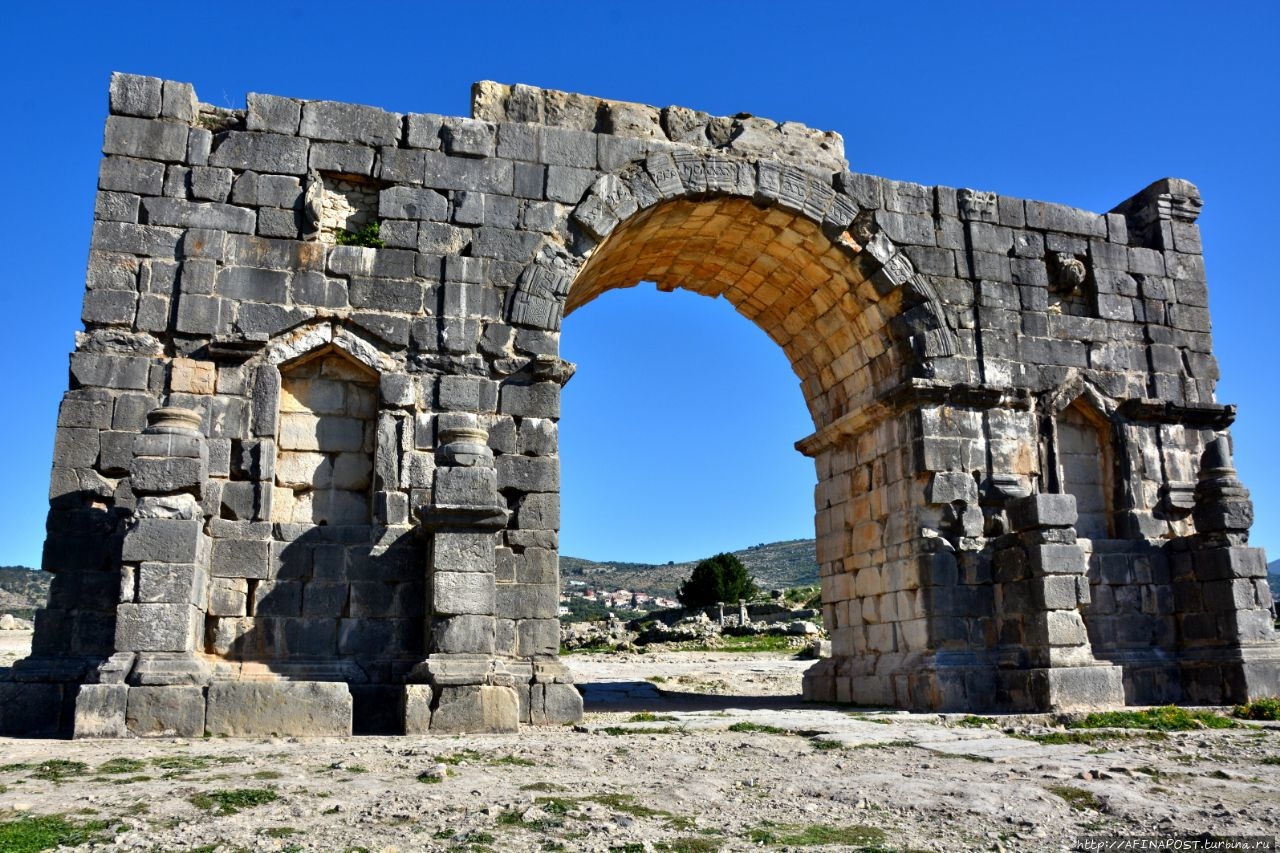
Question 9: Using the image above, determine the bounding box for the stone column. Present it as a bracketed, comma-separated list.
[993, 494, 1125, 710]
[407, 414, 519, 733]
[112, 406, 212, 736]
[1175, 437, 1280, 702]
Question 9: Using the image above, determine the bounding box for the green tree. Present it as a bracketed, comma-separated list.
[677, 553, 758, 608]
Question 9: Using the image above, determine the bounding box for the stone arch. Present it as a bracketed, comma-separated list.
[505, 152, 970, 707]
[508, 152, 960, 432]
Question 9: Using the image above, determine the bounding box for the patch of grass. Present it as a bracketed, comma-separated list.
[1013, 729, 1166, 746]
[610, 845, 646, 853]
[727, 721, 789, 735]
[0, 813, 113, 852]
[654, 838, 723, 853]
[264, 826, 296, 838]
[629, 712, 678, 723]
[30, 760, 90, 782]
[748, 821, 886, 846]
[150, 754, 242, 777]
[189, 787, 279, 815]
[1069, 705, 1234, 732]
[957, 715, 996, 728]
[250, 770, 284, 780]
[1234, 697, 1280, 721]
[599, 725, 679, 736]
[521, 781, 566, 792]
[1047, 784, 1102, 811]
[590, 792, 691, 828]
[0, 763, 34, 773]
[1259, 756, 1280, 765]
[646, 675, 668, 683]
[97, 758, 147, 775]
[810, 737, 844, 751]
[417, 770, 445, 784]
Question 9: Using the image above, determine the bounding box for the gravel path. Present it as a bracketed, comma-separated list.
[0, 640, 1277, 852]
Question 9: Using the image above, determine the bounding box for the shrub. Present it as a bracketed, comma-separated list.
[677, 553, 758, 608]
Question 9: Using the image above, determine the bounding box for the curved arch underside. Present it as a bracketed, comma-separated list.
[567, 197, 906, 432]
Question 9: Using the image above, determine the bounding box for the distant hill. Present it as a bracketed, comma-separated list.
[561, 539, 818, 597]
[0, 566, 49, 620]
[1269, 559, 1280, 603]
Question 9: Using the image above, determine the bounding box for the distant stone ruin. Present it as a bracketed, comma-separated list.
[2, 73, 1277, 737]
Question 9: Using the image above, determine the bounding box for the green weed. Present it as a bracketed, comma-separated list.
[335, 221, 384, 249]
[957, 715, 997, 727]
[628, 712, 678, 722]
[0, 813, 112, 852]
[1069, 706, 1234, 731]
[728, 721, 788, 735]
[97, 758, 147, 774]
[1234, 697, 1280, 721]
[748, 821, 886, 846]
[1047, 784, 1102, 811]
[599, 726, 679, 736]
[189, 787, 279, 815]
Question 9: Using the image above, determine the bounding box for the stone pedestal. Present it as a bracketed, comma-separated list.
[1175, 437, 1280, 702]
[117, 407, 213, 732]
[993, 494, 1125, 711]
[408, 416, 520, 733]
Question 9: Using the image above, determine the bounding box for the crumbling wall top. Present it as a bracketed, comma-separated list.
[470, 81, 847, 174]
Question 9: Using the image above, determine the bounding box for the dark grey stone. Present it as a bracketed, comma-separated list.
[104, 116, 188, 162]
[300, 100, 401, 147]
[209, 132, 309, 175]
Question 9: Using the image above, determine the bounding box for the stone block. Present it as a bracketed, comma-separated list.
[104, 115, 188, 162]
[403, 684, 433, 734]
[209, 131, 309, 175]
[1026, 543, 1086, 576]
[100, 155, 164, 195]
[531, 682, 583, 725]
[435, 466, 498, 506]
[1007, 493, 1077, 531]
[122, 517, 204, 563]
[205, 681, 352, 737]
[496, 455, 558, 493]
[208, 577, 249, 616]
[247, 92, 301, 134]
[73, 683, 130, 738]
[309, 141, 374, 174]
[442, 119, 496, 157]
[499, 382, 560, 418]
[301, 100, 400, 147]
[142, 197, 255, 233]
[210, 538, 271, 579]
[110, 72, 161, 117]
[115, 602, 201, 652]
[434, 532, 497, 572]
[132, 456, 206, 495]
[255, 580, 303, 616]
[126, 685, 205, 736]
[433, 571, 496, 616]
[433, 614, 497, 655]
[380, 186, 448, 220]
[428, 684, 519, 733]
[137, 561, 206, 606]
[517, 618, 559, 656]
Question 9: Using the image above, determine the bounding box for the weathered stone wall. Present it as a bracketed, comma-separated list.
[2, 72, 1276, 737]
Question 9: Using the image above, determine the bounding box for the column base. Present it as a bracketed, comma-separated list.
[997, 664, 1126, 712]
[1179, 644, 1280, 704]
[128, 652, 211, 686]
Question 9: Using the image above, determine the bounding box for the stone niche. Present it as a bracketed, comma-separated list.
[273, 348, 377, 526]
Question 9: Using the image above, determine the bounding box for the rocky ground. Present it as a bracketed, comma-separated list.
[1, 633, 1278, 852]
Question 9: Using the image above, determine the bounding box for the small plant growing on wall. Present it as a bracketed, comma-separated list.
[335, 221, 384, 249]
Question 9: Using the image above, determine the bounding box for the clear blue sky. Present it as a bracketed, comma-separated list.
[0, 2, 1276, 568]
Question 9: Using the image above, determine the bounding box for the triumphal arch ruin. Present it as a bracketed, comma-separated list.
[2, 73, 1277, 737]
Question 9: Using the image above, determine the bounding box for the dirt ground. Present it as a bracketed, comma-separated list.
[1, 633, 1278, 852]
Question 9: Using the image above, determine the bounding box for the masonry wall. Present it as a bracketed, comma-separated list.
[5, 72, 1276, 736]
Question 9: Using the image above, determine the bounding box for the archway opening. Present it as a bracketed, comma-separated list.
[552, 195, 919, 703]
